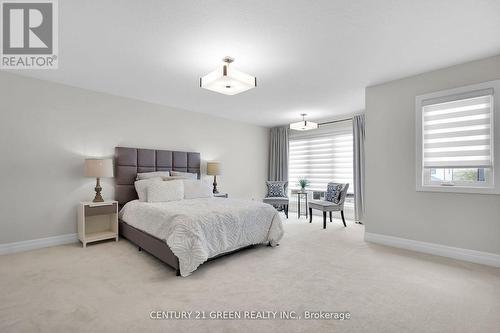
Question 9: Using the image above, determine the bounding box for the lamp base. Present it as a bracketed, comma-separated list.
[93, 177, 104, 202]
[93, 193, 104, 203]
[212, 175, 219, 194]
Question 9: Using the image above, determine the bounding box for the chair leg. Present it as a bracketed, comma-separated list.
[341, 210, 347, 227]
[329, 211, 332, 222]
[309, 207, 312, 223]
[323, 211, 327, 229]
[285, 205, 288, 219]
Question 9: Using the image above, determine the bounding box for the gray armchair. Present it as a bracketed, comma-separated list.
[262, 181, 289, 218]
[308, 183, 349, 229]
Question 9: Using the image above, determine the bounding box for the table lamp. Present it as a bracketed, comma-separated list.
[207, 161, 221, 194]
[84, 158, 114, 202]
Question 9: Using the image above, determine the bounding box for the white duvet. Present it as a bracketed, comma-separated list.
[119, 198, 284, 276]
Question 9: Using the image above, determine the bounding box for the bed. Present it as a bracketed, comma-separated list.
[115, 147, 284, 277]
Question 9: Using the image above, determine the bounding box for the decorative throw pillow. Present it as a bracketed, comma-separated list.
[146, 180, 184, 203]
[325, 183, 343, 204]
[136, 171, 170, 180]
[170, 171, 198, 180]
[266, 181, 288, 197]
[183, 180, 213, 199]
[134, 177, 163, 202]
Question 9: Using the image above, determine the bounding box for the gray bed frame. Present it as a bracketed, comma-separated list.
[115, 146, 256, 277]
[115, 147, 202, 276]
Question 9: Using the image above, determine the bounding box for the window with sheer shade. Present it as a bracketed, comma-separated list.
[422, 93, 493, 169]
[416, 80, 500, 193]
[289, 128, 353, 193]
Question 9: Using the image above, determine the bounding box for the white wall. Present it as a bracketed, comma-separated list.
[0, 72, 269, 244]
[365, 55, 500, 255]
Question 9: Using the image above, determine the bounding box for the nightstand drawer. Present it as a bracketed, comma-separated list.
[84, 203, 117, 217]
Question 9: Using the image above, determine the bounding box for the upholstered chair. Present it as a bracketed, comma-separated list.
[262, 181, 289, 218]
[308, 183, 349, 229]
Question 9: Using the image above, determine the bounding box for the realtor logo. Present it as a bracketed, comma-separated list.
[1, 0, 58, 69]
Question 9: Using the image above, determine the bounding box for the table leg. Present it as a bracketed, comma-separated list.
[297, 195, 300, 218]
[305, 195, 308, 218]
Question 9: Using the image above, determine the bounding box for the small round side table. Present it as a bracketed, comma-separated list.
[296, 191, 309, 219]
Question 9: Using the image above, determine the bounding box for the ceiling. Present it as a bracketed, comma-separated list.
[14, 0, 500, 127]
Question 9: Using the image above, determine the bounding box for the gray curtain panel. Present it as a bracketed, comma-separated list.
[268, 127, 289, 181]
[353, 114, 365, 223]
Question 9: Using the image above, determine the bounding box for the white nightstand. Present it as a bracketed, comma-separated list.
[78, 201, 118, 247]
[213, 193, 228, 198]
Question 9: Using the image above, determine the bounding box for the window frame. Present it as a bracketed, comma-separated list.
[415, 79, 500, 194]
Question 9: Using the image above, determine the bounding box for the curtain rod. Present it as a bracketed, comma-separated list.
[318, 117, 352, 126]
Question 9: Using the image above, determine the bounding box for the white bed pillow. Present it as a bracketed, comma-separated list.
[163, 175, 193, 181]
[134, 177, 163, 202]
[147, 180, 184, 202]
[183, 180, 213, 199]
[136, 171, 170, 180]
[169, 171, 198, 180]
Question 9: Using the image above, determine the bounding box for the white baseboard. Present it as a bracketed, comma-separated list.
[364, 232, 500, 268]
[0, 233, 78, 255]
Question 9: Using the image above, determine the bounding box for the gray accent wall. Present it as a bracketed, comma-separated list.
[365, 54, 500, 255]
[0, 72, 269, 244]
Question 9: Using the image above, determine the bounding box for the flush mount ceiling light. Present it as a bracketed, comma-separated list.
[290, 113, 319, 131]
[200, 56, 257, 96]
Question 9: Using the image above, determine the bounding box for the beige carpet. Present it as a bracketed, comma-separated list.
[1, 216, 499, 333]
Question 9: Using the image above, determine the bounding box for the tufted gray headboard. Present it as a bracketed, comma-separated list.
[114, 147, 201, 204]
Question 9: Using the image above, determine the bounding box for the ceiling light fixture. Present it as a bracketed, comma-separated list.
[200, 56, 257, 96]
[290, 113, 318, 131]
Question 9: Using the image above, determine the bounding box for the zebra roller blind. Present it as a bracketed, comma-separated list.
[289, 124, 353, 193]
[422, 92, 493, 168]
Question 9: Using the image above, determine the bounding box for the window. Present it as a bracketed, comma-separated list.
[428, 168, 489, 185]
[289, 123, 353, 198]
[416, 80, 500, 194]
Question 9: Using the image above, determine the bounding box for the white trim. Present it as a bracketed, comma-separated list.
[365, 232, 500, 268]
[413, 183, 498, 195]
[0, 233, 78, 255]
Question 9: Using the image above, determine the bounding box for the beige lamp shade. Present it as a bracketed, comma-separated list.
[207, 161, 221, 176]
[84, 158, 114, 178]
